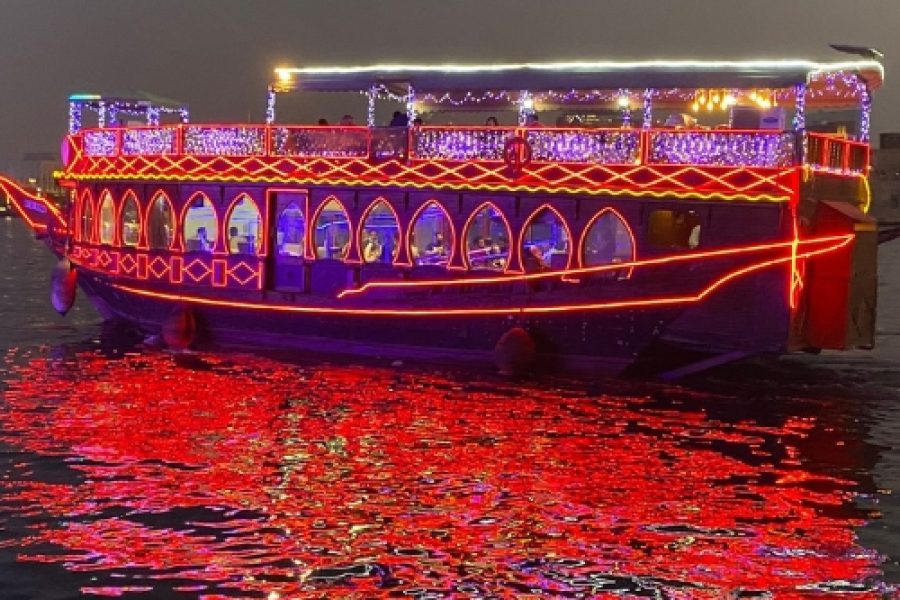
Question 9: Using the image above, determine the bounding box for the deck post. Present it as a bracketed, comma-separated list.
[793, 83, 807, 165]
[367, 86, 377, 128]
[265, 86, 277, 125]
[68, 102, 82, 134]
[406, 84, 416, 125]
[642, 89, 653, 128]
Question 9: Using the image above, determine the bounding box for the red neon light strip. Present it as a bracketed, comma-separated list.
[338, 235, 853, 298]
[0, 175, 67, 233]
[109, 235, 851, 317]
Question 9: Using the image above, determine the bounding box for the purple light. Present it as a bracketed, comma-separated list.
[411, 128, 511, 161]
[649, 131, 796, 168]
[83, 130, 118, 156]
[183, 127, 265, 156]
[526, 129, 641, 164]
[122, 128, 177, 156]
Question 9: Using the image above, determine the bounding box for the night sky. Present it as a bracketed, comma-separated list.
[0, 0, 897, 171]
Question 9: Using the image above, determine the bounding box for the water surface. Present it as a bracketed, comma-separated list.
[0, 218, 897, 598]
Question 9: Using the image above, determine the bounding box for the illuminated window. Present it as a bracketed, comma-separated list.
[120, 193, 140, 247]
[521, 207, 569, 273]
[183, 194, 218, 253]
[226, 196, 262, 255]
[582, 210, 634, 267]
[147, 193, 175, 250]
[80, 194, 95, 242]
[360, 200, 400, 264]
[314, 198, 350, 260]
[464, 204, 510, 271]
[98, 191, 115, 245]
[276, 202, 305, 257]
[647, 209, 701, 249]
[409, 201, 452, 267]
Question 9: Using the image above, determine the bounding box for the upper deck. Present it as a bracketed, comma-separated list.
[59, 59, 883, 202]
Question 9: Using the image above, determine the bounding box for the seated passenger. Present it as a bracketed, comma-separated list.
[523, 244, 549, 272]
[489, 243, 506, 270]
[363, 231, 383, 263]
[229, 226, 240, 253]
[426, 232, 446, 255]
[195, 227, 213, 252]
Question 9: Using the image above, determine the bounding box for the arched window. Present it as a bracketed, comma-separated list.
[147, 193, 175, 250]
[409, 201, 453, 267]
[79, 192, 94, 242]
[183, 194, 218, 253]
[581, 209, 635, 272]
[120, 192, 141, 247]
[521, 207, 570, 273]
[98, 191, 116, 245]
[359, 200, 399, 264]
[226, 196, 262, 255]
[464, 203, 510, 271]
[314, 198, 350, 260]
[276, 202, 305, 257]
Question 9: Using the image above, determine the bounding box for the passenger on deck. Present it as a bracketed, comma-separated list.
[412, 117, 424, 127]
[389, 111, 408, 127]
[317, 118, 329, 126]
[525, 113, 543, 128]
[485, 116, 499, 126]
[340, 114, 355, 126]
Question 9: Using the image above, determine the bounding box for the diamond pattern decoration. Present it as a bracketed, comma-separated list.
[66, 152, 796, 201]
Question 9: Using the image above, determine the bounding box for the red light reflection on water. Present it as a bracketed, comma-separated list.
[0, 350, 888, 598]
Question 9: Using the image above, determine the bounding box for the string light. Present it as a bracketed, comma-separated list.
[650, 131, 796, 168]
[265, 87, 276, 125]
[122, 128, 177, 156]
[183, 127, 265, 156]
[642, 89, 653, 129]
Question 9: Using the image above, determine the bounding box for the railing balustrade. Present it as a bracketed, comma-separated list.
[410, 126, 514, 161]
[525, 128, 641, 165]
[272, 126, 369, 158]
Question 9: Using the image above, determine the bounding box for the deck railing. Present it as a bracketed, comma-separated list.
[74, 125, 869, 174]
[806, 133, 869, 174]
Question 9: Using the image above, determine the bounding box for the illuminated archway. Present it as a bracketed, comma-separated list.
[182, 193, 218, 253]
[408, 200, 454, 268]
[312, 196, 352, 261]
[119, 191, 141, 247]
[97, 190, 116, 245]
[462, 202, 512, 271]
[358, 199, 400, 264]
[518, 204, 572, 273]
[225, 195, 263, 255]
[579, 207, 636, 278]
[146, 192, 176, 250]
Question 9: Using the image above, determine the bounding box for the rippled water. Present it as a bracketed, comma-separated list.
[0, 218, 897, 599]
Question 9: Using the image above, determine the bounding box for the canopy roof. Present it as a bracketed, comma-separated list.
[68, 91, 187, 111]
[273, 59, 884, 94]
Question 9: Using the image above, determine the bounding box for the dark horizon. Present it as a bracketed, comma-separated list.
[0, 0, 897, 173]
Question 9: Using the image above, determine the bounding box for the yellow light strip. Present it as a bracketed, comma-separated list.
[57, 172, 791, 203]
